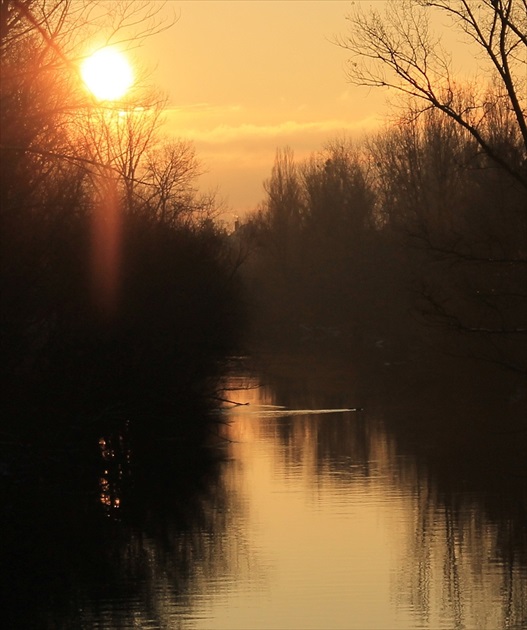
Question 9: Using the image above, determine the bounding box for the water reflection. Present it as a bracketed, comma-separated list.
[207, 366, 526, 629]
[1, 405, 242, 629]
[2, 357, 525, 629]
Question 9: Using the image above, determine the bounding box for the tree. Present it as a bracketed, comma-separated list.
[368, 102, 526, 371]
[241, 140, 384, 346]
[256, 147, 304, 275]
[0, 0, 246, 428]
[338, 0, 527, 372]
[301, 138, 374, 240]
[338, 0, 527, 189]
[137, 140, 219, 228]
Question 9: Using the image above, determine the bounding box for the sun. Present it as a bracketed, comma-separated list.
[81, 47, 134, 101]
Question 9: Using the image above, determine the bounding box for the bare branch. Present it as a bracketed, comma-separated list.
[337, 0, 527, 188]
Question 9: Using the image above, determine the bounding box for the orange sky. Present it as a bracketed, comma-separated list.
[140, 1, 478, 218]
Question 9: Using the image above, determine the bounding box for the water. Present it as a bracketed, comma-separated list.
[172, 371, 525, 630]
[3, 356, 526, 629]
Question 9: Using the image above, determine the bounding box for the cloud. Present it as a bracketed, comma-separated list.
[163, 116, 379, 150]
[168, 117, 379, 145]
[161, 105, 383, 211]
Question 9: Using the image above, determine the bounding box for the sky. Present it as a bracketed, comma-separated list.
[137, 1, 387, 217]
[138, 1, 477, 219]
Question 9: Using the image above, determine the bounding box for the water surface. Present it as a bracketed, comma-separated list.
[176, 371, 525, 629]
[3, 358, 526, 629]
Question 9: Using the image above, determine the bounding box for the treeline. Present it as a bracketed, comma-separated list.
[239, 100, 526, 373]
[0, 1, 247, 478]
[240, 0, 527, 374]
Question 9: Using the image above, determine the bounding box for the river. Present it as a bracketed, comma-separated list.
[3, 353, 526, 629]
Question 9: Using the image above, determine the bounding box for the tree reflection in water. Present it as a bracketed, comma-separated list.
[1, 353, 525, 629]
[244, 352, 527, 629]
[0, 395, 252, 629]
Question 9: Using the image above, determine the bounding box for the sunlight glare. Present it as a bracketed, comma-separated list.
[81, 47, 134, 101]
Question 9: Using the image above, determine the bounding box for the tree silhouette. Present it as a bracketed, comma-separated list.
[0, 1, 247, 473]
[338, 0, 526, 189]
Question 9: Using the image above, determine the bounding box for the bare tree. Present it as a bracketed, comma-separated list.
[0, 0, 173, 175]
[367, 101, 526, 371]
[136, 140, 220, 227]
[338, 0, 527, 189]
[258, 147, 305, 275]
[0, 0, 176, 343]
[73, 92, 166, 209]
[301, 138, 374, 238]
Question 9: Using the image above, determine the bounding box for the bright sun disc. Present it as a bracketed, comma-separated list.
[81, 47, 133, 101]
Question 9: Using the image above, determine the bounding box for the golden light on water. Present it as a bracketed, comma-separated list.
[81, 47, 134, 101]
